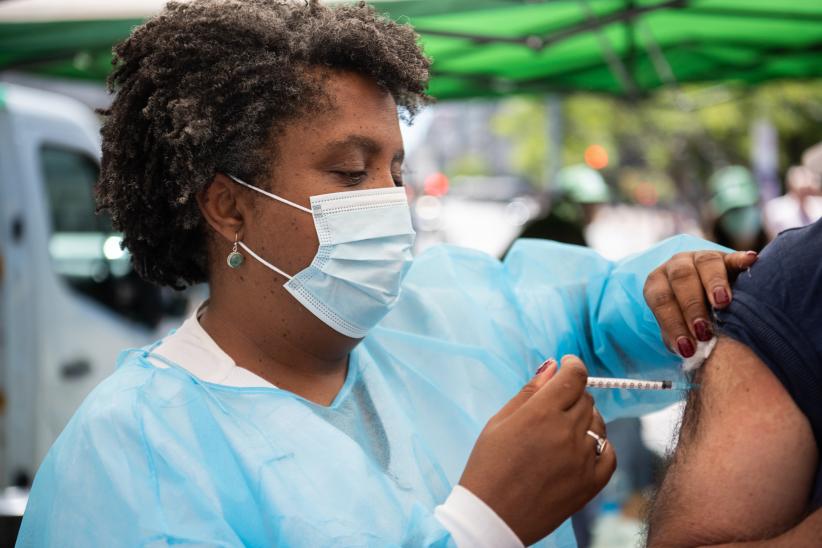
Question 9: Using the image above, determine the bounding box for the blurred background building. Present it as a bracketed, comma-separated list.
[1, 0, 821, 545]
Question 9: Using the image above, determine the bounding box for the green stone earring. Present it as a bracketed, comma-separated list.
[227, 233, 244, 268]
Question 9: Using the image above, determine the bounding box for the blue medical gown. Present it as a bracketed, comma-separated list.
[18, 236, 720, 547]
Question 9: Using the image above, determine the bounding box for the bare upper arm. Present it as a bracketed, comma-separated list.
[646, 336, 819, 547]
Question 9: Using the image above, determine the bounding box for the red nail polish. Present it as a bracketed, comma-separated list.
[677, 337, 695, 358]
[694, 320, 713, 342]
[535, 359, 555, 376]
[713, 287, 730, 306]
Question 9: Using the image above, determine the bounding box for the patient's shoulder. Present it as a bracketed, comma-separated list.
[729, 218, 822, 307]
[715, 219, 822, 462]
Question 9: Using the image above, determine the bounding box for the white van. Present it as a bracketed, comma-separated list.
[0, 83, 190, 494]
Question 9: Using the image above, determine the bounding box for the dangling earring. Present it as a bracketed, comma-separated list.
[226, 233, 244, 268]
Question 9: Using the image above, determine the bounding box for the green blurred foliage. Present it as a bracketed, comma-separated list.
[491, 98, 550, 186]
[449, 153, 491, 179]
[490, 80, 822, 202]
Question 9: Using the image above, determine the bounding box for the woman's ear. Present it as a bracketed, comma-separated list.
[197, 173, 251, 243]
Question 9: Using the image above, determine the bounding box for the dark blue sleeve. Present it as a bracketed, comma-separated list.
[715, 218, 822, 506]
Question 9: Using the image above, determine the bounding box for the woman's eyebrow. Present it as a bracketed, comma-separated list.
[323, 135, 404, 162]
[324, 135, 380, 155]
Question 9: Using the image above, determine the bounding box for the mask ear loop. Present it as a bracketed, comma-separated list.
[237, 241, 293, 281]
[225, 174, 303, 282]
[226, 173, 312, 214]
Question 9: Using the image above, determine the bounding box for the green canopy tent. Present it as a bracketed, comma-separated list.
[371, 0, 822, 99]
[1, 0, 821, 99]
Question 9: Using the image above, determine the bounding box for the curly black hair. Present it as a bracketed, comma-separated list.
[96, 0, 430, 289]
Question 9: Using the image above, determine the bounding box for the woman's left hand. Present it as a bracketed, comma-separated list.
[643, 250, 758, 358]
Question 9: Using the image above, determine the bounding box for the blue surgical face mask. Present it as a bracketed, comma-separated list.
[227, 174, 416, 338]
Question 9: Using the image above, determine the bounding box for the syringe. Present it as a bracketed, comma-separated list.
[586, 377, 694, 391]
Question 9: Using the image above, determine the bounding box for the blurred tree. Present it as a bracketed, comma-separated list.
[490, 80, 822, 210]
[490, 98, 550, 187]
[448, 152, 490, 180]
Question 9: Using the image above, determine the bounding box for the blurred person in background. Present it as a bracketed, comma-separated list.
[16, 2, 757, 547]
[708, 166, 769, 252]
[558, 164, 612, 241]
[516, 164, 696, 262]
[514, 164, 608, 247]
[764, 165, 822, 240]
[803, 141, 822, 176]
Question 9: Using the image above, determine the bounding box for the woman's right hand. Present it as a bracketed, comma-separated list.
[459, 355, 615, 546]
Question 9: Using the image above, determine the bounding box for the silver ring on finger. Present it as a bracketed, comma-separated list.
[586, 430, 608, 456]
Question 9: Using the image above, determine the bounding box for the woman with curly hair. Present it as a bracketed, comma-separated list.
[18, 1, 756, 546]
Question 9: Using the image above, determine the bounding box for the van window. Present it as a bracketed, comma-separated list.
[39, 145, 179, 327]
[41, 147, 111, 234]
